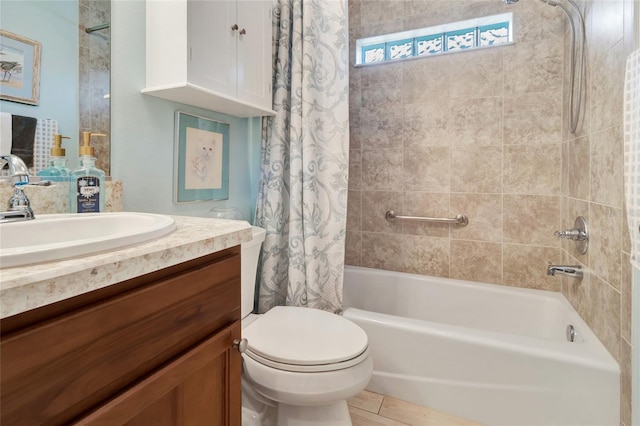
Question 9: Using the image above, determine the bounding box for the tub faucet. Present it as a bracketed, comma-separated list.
[0, 154, 34, 222]
[546, 263, 583, 279]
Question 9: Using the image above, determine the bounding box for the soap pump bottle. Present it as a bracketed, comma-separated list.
[70, 132, 107, 213]
[37, 134, 71, 182]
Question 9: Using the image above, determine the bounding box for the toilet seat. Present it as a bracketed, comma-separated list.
[246, 345, 371, 373]
[243, 306, 369, 373]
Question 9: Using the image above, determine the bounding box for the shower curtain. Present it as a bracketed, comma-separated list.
[254, 0, 349, 314]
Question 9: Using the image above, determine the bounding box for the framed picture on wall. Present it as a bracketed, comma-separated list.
[174, 111, 230, 203]
[0, 30, 41, 105]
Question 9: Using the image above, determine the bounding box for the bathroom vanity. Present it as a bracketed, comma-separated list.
[0, 216, 252, 425]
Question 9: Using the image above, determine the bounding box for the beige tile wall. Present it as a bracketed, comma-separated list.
[347, 0, 564, 290]
[559, 1, 634, 424]
[346, 0, 634, 423]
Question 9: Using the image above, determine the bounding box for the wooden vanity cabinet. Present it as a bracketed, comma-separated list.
[0, 247, 242, 426]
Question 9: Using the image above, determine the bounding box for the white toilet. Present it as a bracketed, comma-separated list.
[240, 226, 373, 426]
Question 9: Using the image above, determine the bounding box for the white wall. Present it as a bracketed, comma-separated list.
[110, 0, 262, 221]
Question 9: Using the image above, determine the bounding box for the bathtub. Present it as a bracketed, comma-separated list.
[342, 266, 619, 426]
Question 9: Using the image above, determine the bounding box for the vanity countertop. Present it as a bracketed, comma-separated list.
[0, 216, 252, 319]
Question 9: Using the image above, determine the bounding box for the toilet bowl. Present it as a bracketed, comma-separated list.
[240, 226, 373, 426]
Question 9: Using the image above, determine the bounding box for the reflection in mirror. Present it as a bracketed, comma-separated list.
[80, 0, 110, 174]
[0, 0, 110, 175]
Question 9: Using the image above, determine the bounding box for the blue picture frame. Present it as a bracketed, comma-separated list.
[174, 111, 230, 203]
[0, 30, 41, 105]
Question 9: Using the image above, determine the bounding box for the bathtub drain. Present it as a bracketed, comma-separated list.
[566, 324, 576, 342]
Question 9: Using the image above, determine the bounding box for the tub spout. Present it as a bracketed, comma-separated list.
[546, 263, 583, 279]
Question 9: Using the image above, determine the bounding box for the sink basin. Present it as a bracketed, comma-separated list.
[0, 212, 176, 268]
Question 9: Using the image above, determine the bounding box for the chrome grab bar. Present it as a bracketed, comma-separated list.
[385, 210, 469, 226]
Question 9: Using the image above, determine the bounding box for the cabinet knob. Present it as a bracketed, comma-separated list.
[239, 28, 246, 35]
[232, 338, 248, 353]
[231, 24, 239, 31]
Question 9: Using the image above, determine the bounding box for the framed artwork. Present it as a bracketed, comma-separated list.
[174, 111, 230, 203]
[0, 30, 41, 105]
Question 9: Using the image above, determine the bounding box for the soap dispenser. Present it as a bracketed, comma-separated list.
[37, 134, 71, 182]
[70, 132, 107, 213]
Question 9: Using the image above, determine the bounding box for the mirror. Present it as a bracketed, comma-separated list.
[79, 0, 111, 174]
[0, 0, 111, 174]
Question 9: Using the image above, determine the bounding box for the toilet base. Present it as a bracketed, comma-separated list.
[242, 406, 276, 426]
[277, 401, 351, 426]
[242, 376, 353, 426]
[242, 400, 352, 426]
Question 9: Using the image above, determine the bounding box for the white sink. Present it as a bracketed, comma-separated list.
[0, 212, 176, 268]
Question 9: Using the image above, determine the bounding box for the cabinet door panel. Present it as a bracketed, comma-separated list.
[76, 321, 241, 426]
[1, 254, 240, 425]
[188, 0, 236, 96]
[237, 0, 272, 108]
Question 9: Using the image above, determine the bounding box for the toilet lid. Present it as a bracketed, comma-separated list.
[243, 306, 368, 368]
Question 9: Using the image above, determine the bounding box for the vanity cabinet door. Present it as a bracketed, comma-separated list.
[75, 320, 242, 426]
[0, 249, 241, 426]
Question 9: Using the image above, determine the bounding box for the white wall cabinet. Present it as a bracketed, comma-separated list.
[143, 0, 274, 118]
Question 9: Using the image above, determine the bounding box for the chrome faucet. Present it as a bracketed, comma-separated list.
[546, 263, 583, 279]
[1, 154, 35, 222]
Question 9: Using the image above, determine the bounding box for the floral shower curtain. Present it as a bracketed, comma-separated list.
[254, 0, 349, 314]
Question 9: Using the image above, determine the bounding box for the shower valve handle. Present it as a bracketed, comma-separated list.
[554, 229, 586, 241]
[553, 216, 589, 255]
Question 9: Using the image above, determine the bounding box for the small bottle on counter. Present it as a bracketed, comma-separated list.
[70, 131, 107, 213]
[37, 134, 71, 182]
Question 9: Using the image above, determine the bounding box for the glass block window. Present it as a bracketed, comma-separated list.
[387, 38, 413, 60]
[479, 22, 510, 46]
[416, 34, 443, 56]
[356, 13, 513, 66]
[446, 28, 475, 52]
[363, 43, 385, 63]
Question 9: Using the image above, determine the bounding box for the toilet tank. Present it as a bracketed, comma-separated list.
[241, 226, 266, 318]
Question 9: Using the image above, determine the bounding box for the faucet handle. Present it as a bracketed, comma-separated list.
[0, 154, 35, 221]
[1, 154, 30, 186]
[8, 186, 34, 219]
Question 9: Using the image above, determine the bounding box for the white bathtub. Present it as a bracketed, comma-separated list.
[342, 266, 619, 426]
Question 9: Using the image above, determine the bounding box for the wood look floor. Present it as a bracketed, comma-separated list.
[348, 390, 482, 426]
